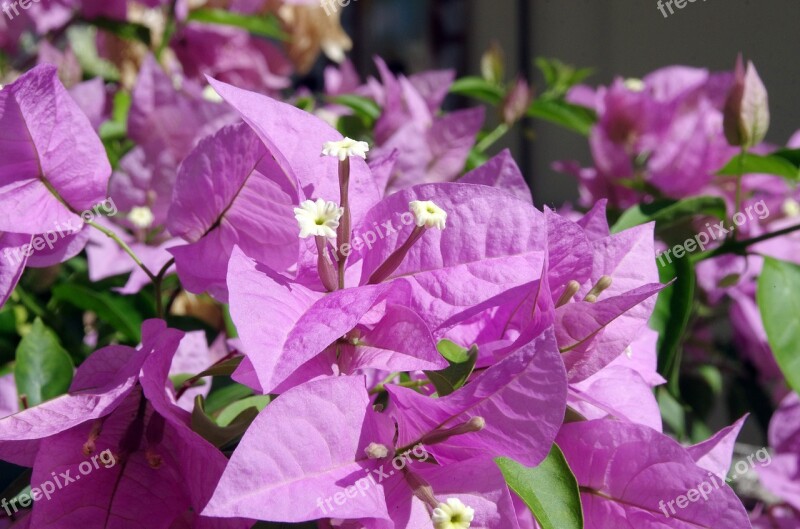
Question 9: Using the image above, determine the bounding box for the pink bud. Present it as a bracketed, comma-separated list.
[724, 54, 770, 148]
[503, 76, 532, 125]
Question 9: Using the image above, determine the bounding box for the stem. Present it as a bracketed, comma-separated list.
[475, 123, 510, 153]
[152, 258, 175, 319]
[367, 227, 425, 284]
[155, 0, 179, 59]
[368, 378, 430, 395]
[692, 222, 800, 263]
[87, 221, 156, 282]
[87, 221, 176, 318]
[175, 350, 240, 401]
[367, 372, 400, 395]
[337, 158, 351, 290]
[731, 147, 747, 237]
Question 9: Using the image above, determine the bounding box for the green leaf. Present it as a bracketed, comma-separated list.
[611, 196, 727, 234]
[657, 386, 686, 439]
[294, 96, 315, 113]
[98, 120, 127, 141]
[535, 57, 593, 100]
[650, 257, 695, 395]
[67, 26, 120, 81]
[757, 257, 800, 393]
[14, 318, 74, 406]
[90, 17, 151, 44]
[187, 9, 287, 40]
[449, 76, 505, 106]
[216, 395, 271, 427]
[328, 94, 381, 123]
[222, 305, 239, 339]
[465, 148, 490, 172]
[99, 90, 132, 141]
[52, 284, 143, 343]
[718, 152, 800, 180]
[191, 395, 259, 448]
[527, 99, 596, 136]
[171, 373, 206, 392]
[773, 148, 800, 168]
[496, 445, 583, 529]
[204, 383, 254, 414]
[196, 356, 243, 378]
[424, 341, 478, 396]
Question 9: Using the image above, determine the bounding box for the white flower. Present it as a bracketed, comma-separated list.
[202, 85, 223, 103]
[294, 198, 344, 238]
[624, 78, 645, 92]
[783, 198, 800, 218]
[127, 206, 154, 229]
[431, 498, 475, 529]
[364, 442, 389, 459]
[409, 200, 447, 230]
[321, 137, 370, 161]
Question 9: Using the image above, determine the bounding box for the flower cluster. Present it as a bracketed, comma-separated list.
[0, 20, 797, 529]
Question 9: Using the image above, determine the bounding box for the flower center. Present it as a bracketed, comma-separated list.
[294, 198, 344, 239]
[431, 498, 475, 529]
[128, 206, 154, 229]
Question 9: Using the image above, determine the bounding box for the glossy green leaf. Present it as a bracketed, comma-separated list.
[718, 152, 799, 180]
[204, 383, 254, 414]
[187, 9, 287, 40]
[657, 387, 686, 439]
[14, 318, 74, 406]
[328, 94, 381, 123]
[449, 76, 505, 105]
[424, 341, 478, 396]
[90, 17, 151, 44]
[611, 196, 727, 234]
[52, 284, 142, 343]
[535, 57, 593, 99]
[773, 148, 800, 168]
[216, 395, 271, 427]
[651, 256, 695, 395]
[191, 395, 259, 448]
[757, 257, 800, 393]
[196, 356, 244, 379]
[496, 444, 583, 529]
[527, 99, 596, 136]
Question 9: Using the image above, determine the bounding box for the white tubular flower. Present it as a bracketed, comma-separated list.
[364, 442, 389, 460]
[783, 198, 800, 217]
[409, 200, 447, 230]
[321, 137, 370, 161]
[294, 199, 344, 239]
[624, 78, 645, 92]
[202, 85, 223, 103]
[431, 498, 475, 529]
[128, 206, 155, 229]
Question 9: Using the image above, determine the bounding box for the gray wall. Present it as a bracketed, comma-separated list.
[465, 0, 800, 207]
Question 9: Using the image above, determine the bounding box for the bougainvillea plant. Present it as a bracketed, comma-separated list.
[0, 3, 799, 528]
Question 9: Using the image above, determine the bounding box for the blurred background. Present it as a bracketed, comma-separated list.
[339, 0, 800, 206]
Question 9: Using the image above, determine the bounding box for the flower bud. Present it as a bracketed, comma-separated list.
[724, 55, 769, 148]
[502, 77, 532, 125]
